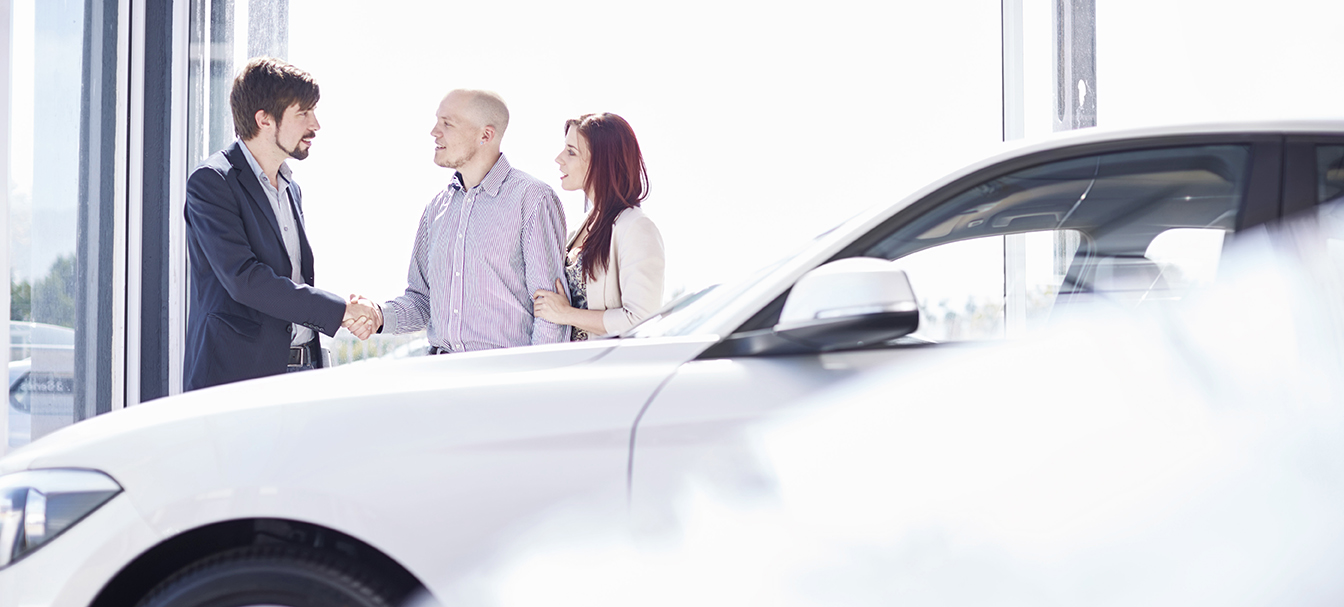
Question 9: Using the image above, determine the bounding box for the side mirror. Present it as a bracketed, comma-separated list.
[772, 258, 919, 351]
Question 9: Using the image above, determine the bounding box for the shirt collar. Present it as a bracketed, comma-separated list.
[450, 153, 511, 197]
[237, 138, 291, 188]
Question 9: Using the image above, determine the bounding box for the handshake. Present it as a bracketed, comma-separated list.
[343, 295, 383, 340]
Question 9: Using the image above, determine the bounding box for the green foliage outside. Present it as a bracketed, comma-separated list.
[11, 276, 31, 321]
[10, 254, 77, 328]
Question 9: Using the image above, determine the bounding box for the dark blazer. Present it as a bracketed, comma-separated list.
[183, 141, 345, 391]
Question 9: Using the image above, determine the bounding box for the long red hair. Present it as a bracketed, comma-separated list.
[567, 113, 649, 281]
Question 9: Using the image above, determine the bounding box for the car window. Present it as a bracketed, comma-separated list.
[1144, 228, 1226, 289]
[867, 144, 1250, 343]
[892, 230, 1081, 342]
[1318, 145, 1344, 204]
[893, 226, 1230, 343]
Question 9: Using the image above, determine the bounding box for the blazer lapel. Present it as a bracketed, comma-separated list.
[224, 142, 287, 253]
[289, 186, 316, 284]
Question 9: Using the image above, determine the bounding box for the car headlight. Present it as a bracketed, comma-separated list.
[0, 469, 121, 568]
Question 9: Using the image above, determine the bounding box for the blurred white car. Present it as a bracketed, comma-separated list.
[3, 122, 1344, 607]
[466, 201, 1344, 607]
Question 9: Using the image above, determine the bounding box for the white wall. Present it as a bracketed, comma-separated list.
[287, 0, 1005, 302]
[286, 0, 1344, 308]
[1098, 0, 1344, 127]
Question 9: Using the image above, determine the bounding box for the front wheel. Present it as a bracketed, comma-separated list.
[135, 545, 400, 607]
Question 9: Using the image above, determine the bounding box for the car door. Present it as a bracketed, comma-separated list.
[628, 135, 1283, 520]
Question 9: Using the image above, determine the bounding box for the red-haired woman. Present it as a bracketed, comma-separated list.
[532, 113, 665, 340]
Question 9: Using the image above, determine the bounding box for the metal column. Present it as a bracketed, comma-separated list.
[1053, 0, 1096, 131]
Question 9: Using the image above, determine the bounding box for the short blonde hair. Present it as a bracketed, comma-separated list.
[449, 89, 510, 138]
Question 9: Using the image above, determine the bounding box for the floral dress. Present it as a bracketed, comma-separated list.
[565, 249, 590, 341]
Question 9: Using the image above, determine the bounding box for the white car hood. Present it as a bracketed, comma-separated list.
[0, 340, 618, 474]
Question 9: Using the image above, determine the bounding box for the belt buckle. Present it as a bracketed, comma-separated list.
[288, 346, 307, 366]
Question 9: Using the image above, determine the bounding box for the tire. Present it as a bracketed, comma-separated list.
[135, 545, 400, 607]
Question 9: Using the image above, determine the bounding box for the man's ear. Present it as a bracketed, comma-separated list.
[480, 125, 496, 145]
[254, 109, 275, 132]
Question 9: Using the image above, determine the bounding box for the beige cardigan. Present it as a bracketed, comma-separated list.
[569, 207, 665, 336]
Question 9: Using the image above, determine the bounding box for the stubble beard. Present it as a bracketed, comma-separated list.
[441, 143, 477, 169]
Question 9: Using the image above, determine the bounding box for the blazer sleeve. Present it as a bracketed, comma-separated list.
[601, 213, 665, 335]
[185, 166, 346, 336]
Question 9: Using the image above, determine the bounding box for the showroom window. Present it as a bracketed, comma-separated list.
[187, 0, 288, 168]
[5, 0, 123, 449]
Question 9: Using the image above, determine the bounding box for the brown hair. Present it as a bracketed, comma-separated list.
[230, 57, 320, 140]
[567, 113, 649, 281]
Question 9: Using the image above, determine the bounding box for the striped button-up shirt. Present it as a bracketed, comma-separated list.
[382, 153, 570, 351]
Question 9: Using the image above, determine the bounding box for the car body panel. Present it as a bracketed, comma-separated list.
[1, 335, 716, 603]
[629, 344, 989, 522]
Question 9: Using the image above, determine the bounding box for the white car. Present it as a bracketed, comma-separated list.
[467, 200, 1344, 607]
[3, 122, 1344, 607]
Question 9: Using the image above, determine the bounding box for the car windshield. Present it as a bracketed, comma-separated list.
[626, 215, 865, 339]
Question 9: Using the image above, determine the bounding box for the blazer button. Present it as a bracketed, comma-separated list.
[287, 325, 294, 336]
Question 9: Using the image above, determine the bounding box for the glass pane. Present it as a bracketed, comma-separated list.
[8, 0, 86, 447]
[870, 145, 1250, 343]
[1143, 228, 1225, 292]
[892, 230, 1081, 342]
[897, 235, 1005, 341]
[1317, 145, 1344, 205]
[870, 145, 1249, 262]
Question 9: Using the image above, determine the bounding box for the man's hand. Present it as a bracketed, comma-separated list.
[343, 294, 383, 340]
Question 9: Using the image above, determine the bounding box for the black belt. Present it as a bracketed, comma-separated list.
[288, 345, 313, 366]
[429, 345, 451, 355]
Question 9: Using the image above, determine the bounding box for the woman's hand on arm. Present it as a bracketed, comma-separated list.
[533, 278, 608, 334]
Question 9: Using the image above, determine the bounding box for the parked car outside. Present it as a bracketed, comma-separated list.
[8, 358, 31, 448]
[2, 122, 1343, 607]
[7, 321, 76, 448]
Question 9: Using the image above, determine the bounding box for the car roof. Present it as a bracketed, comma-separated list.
[870, 120, 1344, 228]
[971, 119, 1344, 173]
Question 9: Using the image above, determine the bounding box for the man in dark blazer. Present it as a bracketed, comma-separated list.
[183, 57, 378, 392]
